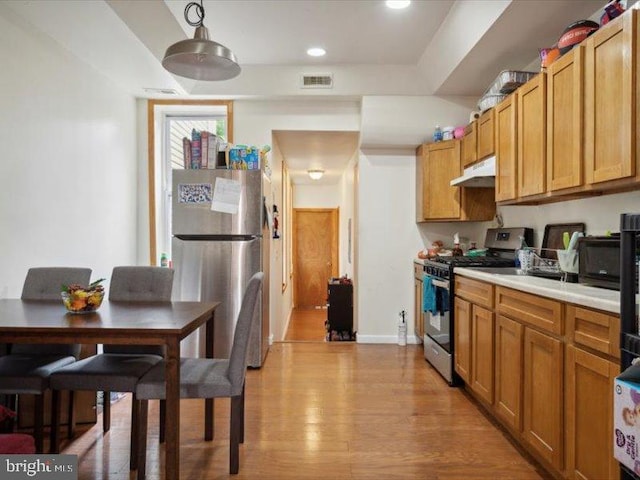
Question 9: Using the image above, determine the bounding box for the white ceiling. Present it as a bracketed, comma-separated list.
[3, 0, 622, 184]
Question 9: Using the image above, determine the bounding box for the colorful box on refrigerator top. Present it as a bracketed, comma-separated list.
[228, 146, 260, 170]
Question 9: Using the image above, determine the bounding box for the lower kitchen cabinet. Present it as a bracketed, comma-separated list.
[565, 345, 619, 480]
[523, 325, 563, 471]
[470, 305, 494, 405]
[454, 297, 471, 383]
[455, 276, 620, 479]
[494, 314, 523, 431]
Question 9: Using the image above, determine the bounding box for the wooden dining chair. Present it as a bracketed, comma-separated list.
[50, 266, 174, 463]
[134, 272, 263, 479]
[0, 267, 91, 453]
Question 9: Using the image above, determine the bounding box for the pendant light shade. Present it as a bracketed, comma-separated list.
[162, 1, 240, 81]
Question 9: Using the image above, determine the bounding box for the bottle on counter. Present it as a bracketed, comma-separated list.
[160, 253, 169, 268]
[452, 243, 463, 256]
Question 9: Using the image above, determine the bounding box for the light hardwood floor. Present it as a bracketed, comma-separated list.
[284, 307, 327, 342]
[60, 343, 549, 479]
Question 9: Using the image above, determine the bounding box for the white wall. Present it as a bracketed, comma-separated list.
[0, 4, 137, 297]
[356, 152, 425, 343]
[293, 184, 341, 208]
[498, 190, 640, 246]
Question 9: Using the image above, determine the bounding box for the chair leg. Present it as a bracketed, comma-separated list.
[159, 399, 165, 444]
[103, 391, 111, 432]
[130, 395, 139, 471]
[204, 398, 214, 441]
[230, 395, 242, 474]
[34, 394, 44, 453]
[240, 384, 245, 445]
[136, 400, 149, 480]
[67, 391, 76, 439]
[50, 390, 61, 454]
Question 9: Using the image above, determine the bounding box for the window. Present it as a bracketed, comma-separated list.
[147, 100, 233, 265]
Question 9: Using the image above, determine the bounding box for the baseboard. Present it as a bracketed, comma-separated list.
[356, 335, 421, 345]
[268, 333, 274, 345]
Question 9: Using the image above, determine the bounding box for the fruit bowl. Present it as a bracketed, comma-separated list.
[61, 279, 105, 314]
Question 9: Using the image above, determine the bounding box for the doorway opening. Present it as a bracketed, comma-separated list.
[286, 208, 338, 341]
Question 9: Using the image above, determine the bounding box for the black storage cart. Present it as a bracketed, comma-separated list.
[327, 279, 353, 341]
[619, 213, 640, 480]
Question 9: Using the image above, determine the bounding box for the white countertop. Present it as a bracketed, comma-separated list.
[454, 267, 621, 314]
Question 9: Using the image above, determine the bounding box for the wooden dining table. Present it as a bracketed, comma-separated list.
[0, 298, 220, 480]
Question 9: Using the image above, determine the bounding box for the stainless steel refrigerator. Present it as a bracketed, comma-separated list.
[171, 169, 269, 368]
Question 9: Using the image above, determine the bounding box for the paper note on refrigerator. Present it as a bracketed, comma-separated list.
[211, 177, 242, 214]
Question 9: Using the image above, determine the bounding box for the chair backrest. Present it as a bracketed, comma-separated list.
[21, 267, 92, 301]
[108, 266, 174, 302]
[228, 272, 264, 396]
[15, 267, 91, 357]
[105, 266, 174, 355]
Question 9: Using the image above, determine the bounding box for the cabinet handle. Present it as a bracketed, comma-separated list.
[432, 347, 439, 356]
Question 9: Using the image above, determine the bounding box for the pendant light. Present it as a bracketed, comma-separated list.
[162, 1, 241, 81]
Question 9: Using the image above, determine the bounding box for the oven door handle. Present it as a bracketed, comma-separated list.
[431, 278, 450, 290]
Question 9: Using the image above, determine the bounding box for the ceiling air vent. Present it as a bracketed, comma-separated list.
[301, 73, 333, 89]
[143, 88, 178, 95]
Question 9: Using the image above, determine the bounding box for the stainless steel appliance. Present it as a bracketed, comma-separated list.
[577, 235, 623, 290]
[421, 227, 533, 385]
[171, 169, 269, 367]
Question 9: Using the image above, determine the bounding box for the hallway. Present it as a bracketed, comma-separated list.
[63, 343, 548, 479]
[284, 307, 328, 342]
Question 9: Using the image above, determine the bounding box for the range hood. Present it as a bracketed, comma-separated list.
[450, 155, 495, 188]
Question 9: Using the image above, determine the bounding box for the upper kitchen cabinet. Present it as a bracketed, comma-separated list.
[547, 46, 584, 192]
[585, 10, 639, 186]
[477, 109, 495, 160]
[495, 94, 518, 202]
[461, 121, 477, 168]
[517, 74, 547, 198]
[416, 140, 495, 222]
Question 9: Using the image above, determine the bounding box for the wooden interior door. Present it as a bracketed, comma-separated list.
[293, 208, 338, 308]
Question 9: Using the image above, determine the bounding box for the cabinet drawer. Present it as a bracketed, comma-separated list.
[414, 262, 424, 280]
[455, 276, 494, 309]
[566, 305, 620, 358]
[496, 287, 562, 335]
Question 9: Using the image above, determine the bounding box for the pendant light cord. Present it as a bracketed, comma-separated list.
[184, 0, 205, 28]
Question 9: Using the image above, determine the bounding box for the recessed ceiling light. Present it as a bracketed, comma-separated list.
[307, 47, 326, 57]
[386, 0, 411, 9]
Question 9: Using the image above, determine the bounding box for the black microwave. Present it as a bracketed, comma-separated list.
[577, 235, 639, 291]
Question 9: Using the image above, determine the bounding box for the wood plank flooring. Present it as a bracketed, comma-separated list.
[284, 307, 327, 341]
[61, 343, 549, 479]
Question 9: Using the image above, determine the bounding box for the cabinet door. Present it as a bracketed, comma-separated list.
[415, 144, 426, 221]
[494, 314, 523, 432]
[414, 277, 424, 341]
[477, 109, 495, 160]
[495, 94, 518, 201]
[523, 327, 563, 470]
[547, 46, 584, 192]
[585, 11, 637, 184]
[565, 345, 619, 480]
[424, 141, 461, 219]
[461, 121, 477, 167]
[471, 305, 494, 405]
[454, 296, 471, 383]
[518, 74, 547, 197]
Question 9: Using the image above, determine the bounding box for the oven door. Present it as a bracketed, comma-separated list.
[424, 275, 451, 353]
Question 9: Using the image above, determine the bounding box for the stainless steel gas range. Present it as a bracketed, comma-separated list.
[421, 227, 533, 385]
